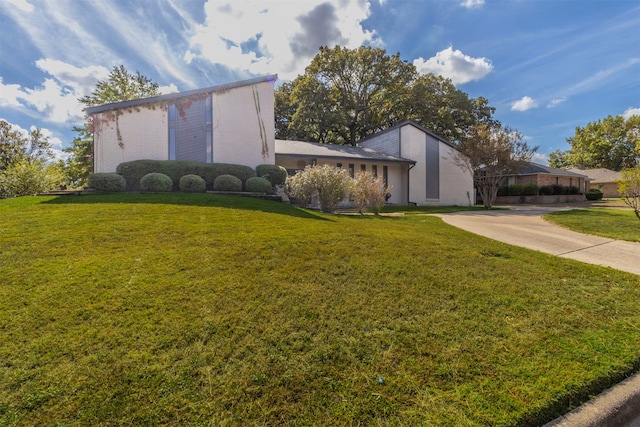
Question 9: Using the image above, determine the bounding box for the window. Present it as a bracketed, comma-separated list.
[168, 104, 177, 160]
[337, 163, 342, 168]
[372, 165, 378, 177]
[361, 164, 366, 172]
[383, 165, 388, 185]
[348, 164, 354, 178]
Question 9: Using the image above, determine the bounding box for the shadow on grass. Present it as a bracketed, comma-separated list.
[41, 193, 334, 221]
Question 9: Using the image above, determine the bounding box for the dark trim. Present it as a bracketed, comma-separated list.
[86, 74, 278, 115]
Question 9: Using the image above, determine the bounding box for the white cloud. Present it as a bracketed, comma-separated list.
[547, 97, 567, 108]
[511, 96, 538, 112]
[623, 107, 640, 119]
[5, 0, 34, 12]
[159, 84, 179, 95]
[531, 152, 549, 166]
[185, 0, 379, 81]
[1, 60, 110, 125]
[413, 46, 493, 85]
[460, 0, 485, 8]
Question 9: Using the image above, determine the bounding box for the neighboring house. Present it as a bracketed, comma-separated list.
[275, 139, 416, 205]
[88, 76, 473, 206]
[568, 168, 622, 197]
[87, 75, 277, 173]
[506, 162, 590, 192]
[359, 121, 474, 206]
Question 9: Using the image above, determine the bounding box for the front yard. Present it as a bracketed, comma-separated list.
[1, 194, 639, 426]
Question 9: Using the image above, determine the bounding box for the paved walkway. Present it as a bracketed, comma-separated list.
[436, 205, 640, 276]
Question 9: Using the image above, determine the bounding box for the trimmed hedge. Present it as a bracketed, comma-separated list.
[256, 164, 287, 186]
[246, 177, 274, 194]
[523, 183, 538, 196]
[88, 173, 126, 192]
[214, 174, 242, 192]
[179, 174, 206, 193]
[585, 188, 603, 200]
[140, 173, 173, 192]
[116, 160, 257, 192]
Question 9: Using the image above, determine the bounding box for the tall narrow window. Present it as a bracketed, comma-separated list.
[361, 164, 366, 172]
[383, 165, 388, 185]
[348, 164, 355, 178]
[205, 95, 213, 163]
[372, 165, 377, 177]
[168, 104, 177, 160]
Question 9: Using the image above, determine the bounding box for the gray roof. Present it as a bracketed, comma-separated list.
[85, 74, 278, 115]
[519, 162, 591, 178]
[359, 119, 459, 151]
[567, 168, 621, 183]
[275, 139, 415, 164]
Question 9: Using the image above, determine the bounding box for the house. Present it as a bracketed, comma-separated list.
[87, 75, 277, 173]
[359, 121, 474, 206]
[88, 76, 474, 206]
[506, 162, 590, 193]
[568, 168, 622, 197]
[275, 139, 415, 205]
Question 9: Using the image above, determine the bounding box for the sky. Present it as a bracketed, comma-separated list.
[1, 0, 639, 165]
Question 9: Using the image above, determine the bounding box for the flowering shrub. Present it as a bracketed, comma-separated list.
[352, 171, 391, 215]
[287, 164, 352, 212]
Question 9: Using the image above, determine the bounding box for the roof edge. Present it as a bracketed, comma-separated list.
[85, 74, 278, 115]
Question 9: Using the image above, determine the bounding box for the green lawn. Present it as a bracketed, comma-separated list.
[545, 208, 640, 242]
[1, 194, 639, 426]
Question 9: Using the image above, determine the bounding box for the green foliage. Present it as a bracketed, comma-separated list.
[508, 184, 523, 196]
[549, 115, 640, 171]
[617, 165, 640, 219]
[1, 119, 53, 172]
[116, 160, 257, 192]
[523, 183, 538, 196]
[213, 174, 242, 192]
[256, 164, 287, 186]
[179, 174, 206, 193]
[277, 46, 495, 145]
[585, 188, 603, 200]
[62, 125, 93, 188]
[539, 185, 555, 195]
[0, 159, 64, 198]
[1, 194, 639, 425]
[116, 160, 162, 192]
[140, 172, 172, 192]
[286, 164, 352, 212]
[88, 173, 126, 192]
[245, 176, 273, 194]
[351, 171, 389, 214]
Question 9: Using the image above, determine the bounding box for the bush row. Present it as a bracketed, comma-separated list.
[497, 183, 581, 197]
[90, 171, 275, 194]
[89, 160, 287, 193]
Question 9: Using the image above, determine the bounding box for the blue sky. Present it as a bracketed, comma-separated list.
[1, 0, 639, 164]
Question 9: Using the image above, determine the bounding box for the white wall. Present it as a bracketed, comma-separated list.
[435, 144, 474, 206]
[94, 107, 168, 173]
[212, 81, 275, 168]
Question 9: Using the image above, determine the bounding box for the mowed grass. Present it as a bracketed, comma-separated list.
[545, 208, 640, 242]
[1, 194, 639, 426]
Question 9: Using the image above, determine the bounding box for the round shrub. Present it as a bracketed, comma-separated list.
[179, 174, 206, 193]
[523, 183, 538, 196]
[256, 164, 288, 186]
[140, 173, 173, 192]
[585, 188, 603, 200]
[88, 173, 126, 192]
[507, 184, 523, 196]
[213, 174, 242, 192]
[246, 176, 273, 194]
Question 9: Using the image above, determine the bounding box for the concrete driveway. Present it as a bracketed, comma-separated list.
[436, 205, 640, 276]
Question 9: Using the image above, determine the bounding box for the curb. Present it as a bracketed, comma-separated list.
[543, 371, 640, 427]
